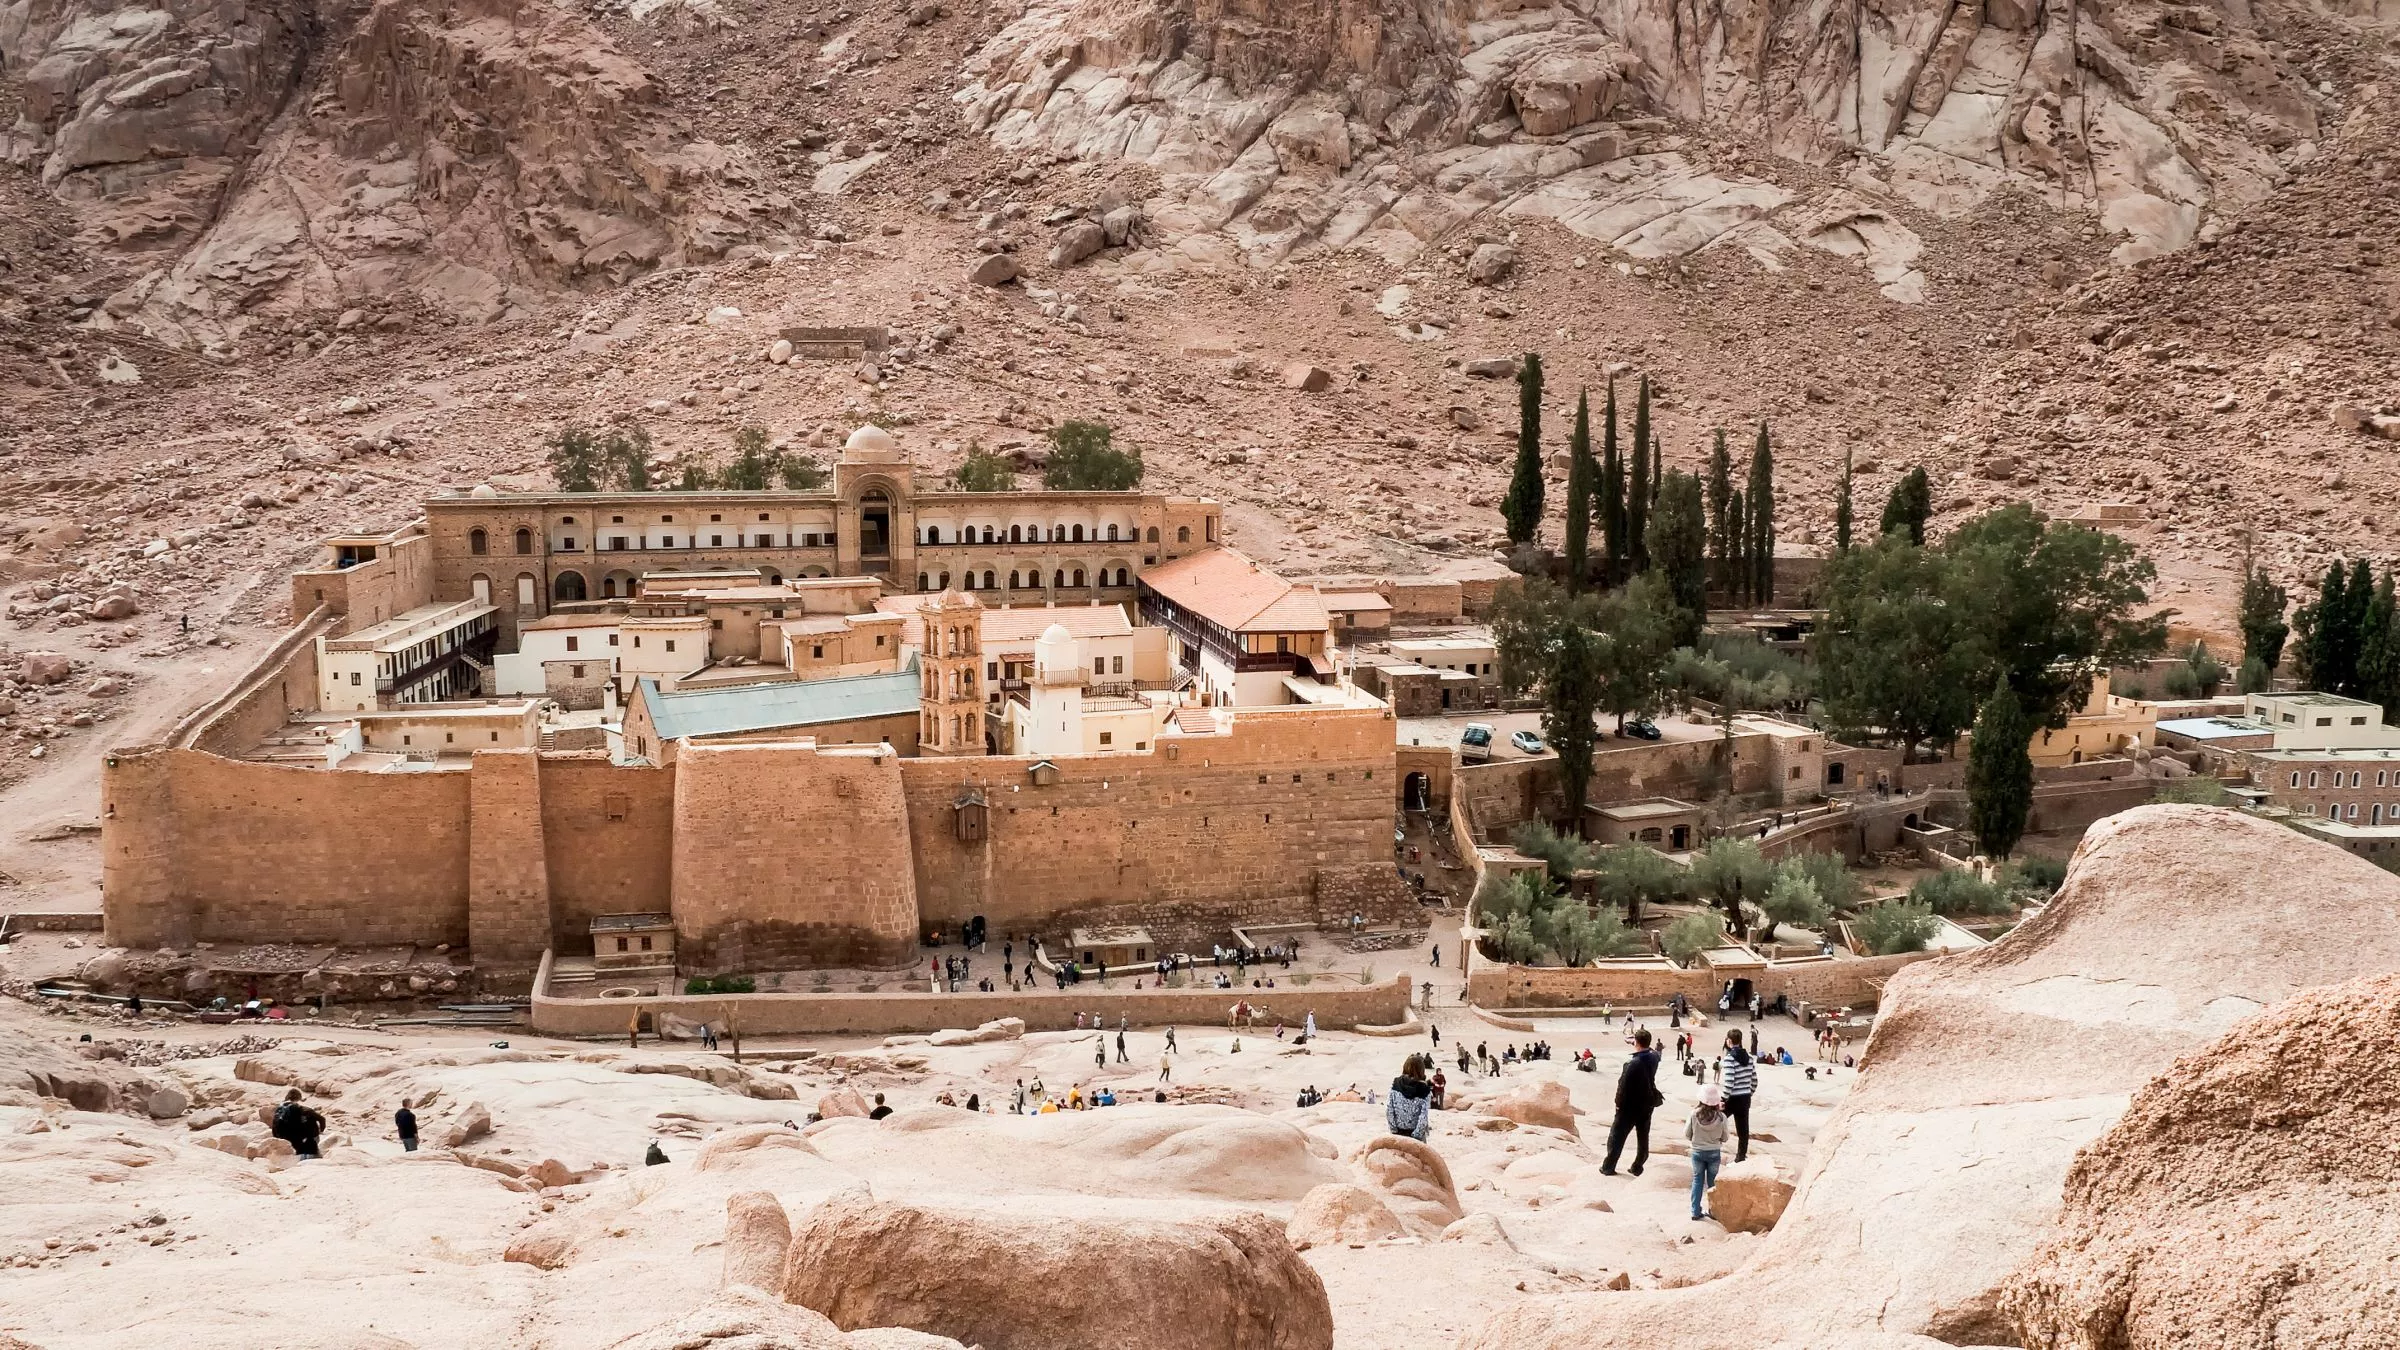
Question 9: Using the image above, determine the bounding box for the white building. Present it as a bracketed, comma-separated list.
[317, 599, 498, 712]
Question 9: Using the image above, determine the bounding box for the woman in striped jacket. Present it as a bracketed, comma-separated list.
[1720, 1029, 1757, 1163]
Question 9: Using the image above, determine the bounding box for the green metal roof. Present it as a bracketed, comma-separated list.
[639, 659, 919, 741]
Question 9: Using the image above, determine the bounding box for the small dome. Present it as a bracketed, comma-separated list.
[469, 483, 498, 500]
[842, 423, 900, 462]
[1040, 623, 1073, 645]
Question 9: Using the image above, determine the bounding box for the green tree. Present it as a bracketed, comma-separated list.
[1759, 865, 1830, 941]
[546, 425, 604, 492]
[1543, 621, 1607, 824]
[1595, 573, 1678, 732]
[1663, 911, 1726, 966]
[1966, 674, 2033, 858]
[2236, 541, 2290, 677]
[1474, 869, 1548, 930]
[1787, 849, 1863, 912]
[717, 426, 777, 490]
[952, 445, 1016, 492]
[1488, 576, 1588, 699]
[605, 426, 655, 490]
[1745, 421, 1775, 604]
[1856, 900, 1938, 955]
[1939, 504, 2166, 730]
[1816, 533, 1981, 760]
[778, 452, 828, 490]
[1881, 467, 1931, 545]
[1500, 354, 1546, 545]
[1726, 488, 1746, 601]
[1648, 469, 1708, 647]
[1510, 819, 1587, 886]
[1540, 903, 1642, 966]
[1909, 869, 2012, 916]
[1706, 430, 1735, 594]
[2360, 568, 2400, 719]
[2302, 560, 2369, 695]
[1492, 912, 1543, 964]
[1044, 420, 1143, 490]
[1689, 836, 1771, 934]
[2237, 656, 2274, 695]
[1562, 390, 1595, 590]
[1589, 842, 1686, 922]
[1628, 377, 1653, 574]
[1997, 854, 2068, 898]
[1833, 447, 1854, 553]
[676, 463, 711, 491]
[1600, 378, 1625, 586]
[2151, 775, 2230, 805]
[2164, 641, 2226, 699]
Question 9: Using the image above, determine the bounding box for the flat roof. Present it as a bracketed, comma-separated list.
[1070, 926, 1154, 945]
[1320, 591, 1393, 611]
[1596, 798, 1700, 821]
[521, 612, 622, 631]
[353, 701, 535, 721]
[2254, 747, 2400, 761]
[638, 663, 920, 741]
[590, 912, 673, 932]
[331, 599, 495, 651]
[2256, 691, 2381, 708]
[981, 604, 1133, 644]
[2154, 716, 2274, 740]
[1390, 637, 1496, 652]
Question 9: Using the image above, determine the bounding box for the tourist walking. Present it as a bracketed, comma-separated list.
[1721, 1029, 1757, 1163]
[395, 1098, 418, 1153]
[1158, 1054, 1172, 1086]
[1165, 1026, 1178, 1053]
[1599, 1029, 1662, 1177]
[1115, 1029, 1128, 1064]
[1096, 1039, 1107, 1069]
[1385, 1055, 1433, 1141]
[1686, 1084, 1728, 1221]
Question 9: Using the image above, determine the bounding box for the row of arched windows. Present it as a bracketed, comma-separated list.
[921, 523, 1149, 545]
[468, 527, 534, 556]
[916, 568, 1132, 592]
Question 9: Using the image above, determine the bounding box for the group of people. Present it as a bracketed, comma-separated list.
[1454, 1039, 1550, 1077]
[1593, 1022, 1770, 1221]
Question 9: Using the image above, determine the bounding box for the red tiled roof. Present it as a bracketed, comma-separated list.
[1138, 548, 1329, 634]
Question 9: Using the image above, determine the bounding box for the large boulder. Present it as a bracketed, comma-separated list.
[1352, 1135, 1461, 1237]
[925, 1018, 1024, 1047]
[783, 1187, 1334, 1350]
[1459, 807, 2400, 1350]
[723, 1191, 793, 1292]
[603, 1285, 851, 1350]
[20, 652, 72, 685]
[818, 1086, 872, 1119]
[1285, 1182, 1404, 1250]
[1706, 1157, 1793, 1234]
[1474, 1079, 1578, 1134]
[2003, 971, 2400, 1348]
[1047, 220, 1106, 269]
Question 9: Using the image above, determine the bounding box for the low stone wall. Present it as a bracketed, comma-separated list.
[1466, 950, 1942, 1011]
[532, 965, 1415, 1037]
[2, 911, 104, 932]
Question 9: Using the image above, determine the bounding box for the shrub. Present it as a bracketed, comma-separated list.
[1474, 870, 1548, 931]
[1539, 903, 1643, 966]
[1787, 849, 1864, 912]
[1043, 420, 1142, 490]
[1491, 913, 1542, 964]
[1510, 819, 1587, 886]
[1999, 855, 2068, 897]
[1662, 911, 1725, 966]
[1908, 869, 2012, 917]
[1856, 899, 1939, 955]
[684, 975, 756, 995]
[1759, 866, 1830, 939]
[951, 444, 1015, 492]
[1589, 842, 1686, 916]
[2152, 776, 2230, 806]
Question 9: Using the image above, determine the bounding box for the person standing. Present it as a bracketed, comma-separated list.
[1303, 1010, 1317, 1044]
[1430, 1023, 1441, 1049]
[1095, 1039, 1107, 1070]
[1686, 1084, 1728, 1221]
[1158, 1054, 1172, 1086]
[1599, 1029, 1662, 1176]
[1164, 1026, 1178, 1054]
[1115, 1029, 1128, 1064]
[1721, 1029, 1757, 1163]
[1385, 1055, 1433, 1140]
[395, 1098, 419, 1153]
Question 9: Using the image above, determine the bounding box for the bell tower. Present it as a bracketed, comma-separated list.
[917, 587, 984, 756]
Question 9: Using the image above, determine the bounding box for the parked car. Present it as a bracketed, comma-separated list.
[1624, 718, 1663, 741]
[1460, 722, 1495, 763]
[1510, 729, 1548, 755]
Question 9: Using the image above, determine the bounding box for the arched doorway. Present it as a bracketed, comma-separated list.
[554, 571, 588, 603]
[1403, 772, 1430, 812]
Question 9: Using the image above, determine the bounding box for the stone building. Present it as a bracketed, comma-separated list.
[1137, 546, 1338, 706]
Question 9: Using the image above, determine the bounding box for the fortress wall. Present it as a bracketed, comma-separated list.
[897, 703, 1400, 940]
[670, 741, 921, 972]
[539, 754, 677, 949]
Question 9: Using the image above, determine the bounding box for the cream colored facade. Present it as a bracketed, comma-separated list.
[2030, 673, 2158, 767]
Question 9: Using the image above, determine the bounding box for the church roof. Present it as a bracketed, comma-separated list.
[636, 659, 920, 741]
[1136, 547, 1328, 634]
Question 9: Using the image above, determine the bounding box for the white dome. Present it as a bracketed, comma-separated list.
[842, 423, 900, 462]
[469, 483, 498, 499]
[1040, 623, 1073, 645]
[1034, 623, 1080, 678]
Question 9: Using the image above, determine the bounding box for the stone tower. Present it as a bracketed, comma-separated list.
[1024, 622, 1085, 759]
[917, 587, 984, 756]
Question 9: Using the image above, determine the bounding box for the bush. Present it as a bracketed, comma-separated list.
[1998, 855, 2068, 897]
[952, 445, 1015, 491]
[1043, 420, 1142, 490]
[1510, 819, 1587, 885]
[1491, 912, 1542, 964]
[2237, 655, 2273, 694]
[2161, 664, 2200, 698]
[1908, 869, 2012, 917]
[1786, 849, 1864, 912]
[1473, 870, 1548, 931]
[1759, 866, 1830, 938]
[684, 975, 756, 995]
[1662, 911, 1725, 966]
[1588, 842, 1687, 916]
[1539, 903, 1643, 966]
[1855, 899, 1938, 955]
[2152, 776, 2230, 806]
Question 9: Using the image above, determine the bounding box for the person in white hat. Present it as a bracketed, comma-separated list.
[1686, 1083, 1730, 1222]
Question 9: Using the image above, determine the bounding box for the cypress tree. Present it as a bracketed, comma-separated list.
[1881, 467, 1930, 545]
[2360, 568, 2400, 720]
[1649, 469, 1708, 647]
[1726, 487, 1746, 605]
[2236, 543, 2290, 677]
[1628, 376, 1653, 574]
[1745, 421, 1775, 605]
[1833, 446, 1854, 553]
[2303, 560, 2356, 693]
[1706, 429, 1733, 595]
[1563, 390, 1595, 591]
[1600, 378, 1626, 587]
[1499, 353, 1545, 545]
[2341, 558, 2376, 696]
[1967, 674, 2033, 859]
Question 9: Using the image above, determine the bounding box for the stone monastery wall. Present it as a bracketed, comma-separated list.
[100, 701, 1412, 972]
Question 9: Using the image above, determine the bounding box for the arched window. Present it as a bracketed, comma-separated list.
[471, 574, 491, 604]
[938, 571, 951, 589]
[1106, 523, 1119, 541]
[764, 570, 783, 585]
[1054, 523, 1067, 541]
[982, 570, 995, 589]
[925, 526, 940, 544]
[1009, 571, 1022, 589]
[1072, 524, 1085, 542]
[1072, 569, 1086, 588]
[918, 573, 930, 590]
[554, 571, 587, 602]
[1053, 570, 1066, 589]
[1010, 524, 1022, 543]
[515, 528, 533, 555]
[1145, 526, 1159, 543]
[469, 528, 488, 555]
[982, 526, 995, 544]
[1177, 526, 1191, 543]
[1114, 567, 1128, 586]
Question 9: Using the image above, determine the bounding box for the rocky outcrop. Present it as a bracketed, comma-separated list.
[1471, 1078, 1578, 1134]
[605, 1285, 969, 1350]
[2002, 971, 2400, 1349]
[0, 0, 785, 350]
[1705, 1157, 1793, 1234]
[783, 1186, 1335, 1350]
[957, 0, 2326, 281]
[1285, 1182, 1404, 1249]
[1458, 807, 2400, 1350]
[1351, 1134, 1461, 1237]
[723, 1190, 793, 1293]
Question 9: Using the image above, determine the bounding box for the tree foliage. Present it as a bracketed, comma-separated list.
[951, 445, 1016, 492]
[1628, 377, 1653, 575]
[1600, 378, 1625, 586]
[1500, 354, 1546, 545]
[1880, 467, 1931, 545]
[1759, 866, 1830, 940]
[1689, 836, 1771, 930]
[1663, 911, 1726, 966]
[1744, 421, 1775, 604]
[1648, 469, 1708, 647]
[2152, 776, 2232, 805]
[1908, 869, 2013, 916]
[1856, 900, 1938, 955]
[1563, 390, 1595, 590]
[1587, 842, 1687, 919]
[1706, 430, 1736, 594]
[672, 426, 824, 492]
[1833, 447, 1854, 553]
[1540, 903, 1643, 966]
[1786, 849, 1862, 912]
[1967, 674, 2033, 858]
[545, 423, 656, 492]
[2237, 542, 2290, 676]
[1044, 420, 1143, 490]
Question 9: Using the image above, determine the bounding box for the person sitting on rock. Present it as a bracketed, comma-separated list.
[1385, 1056, 1433, 1141]
[645, 1141, 669, 1166]
[868, 1093, 894, 1120]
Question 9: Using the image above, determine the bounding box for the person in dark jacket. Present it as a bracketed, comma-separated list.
[1385, 1055, 1433, 1141]
[1599, 1029, 1662, 1176]
[394, 1098, 419, 1153]
[271, 1088, 325, 1159]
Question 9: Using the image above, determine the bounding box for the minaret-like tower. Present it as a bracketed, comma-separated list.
[917, 586, 984, 756]
[1024, 623, 1085, 759]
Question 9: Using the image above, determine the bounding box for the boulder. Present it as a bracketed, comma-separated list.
[79, 951, 129, 991]
[1101, 205, 1139, 246]
[818, 1086, 872, 1119]
[86, 594, 137, 620]
[505, 1218, 581, 1271]
[1440, 1212, 1515, 1248]
[769, 339, 795, 363]
[783, 1187, 1334, 1350]
[21, 652, 72, 685]
[143, 1085, 190, 1119]
[1508, 50, 1622, 135]
[967, 253, 1019, 287]
[525, 1157, 578, 1189]
[2004, 971, 2400, 1349]
[1048, 220, 1106, 269]
[1464, 244, 1517, 285]
[436, 1100, 492, 1147]
[1462, 357, 1519, 379]
[601, 1284, 855, 1350]
[1707, 1158, 1793, 1233]
[1285, 1182, 1404, 1249]
[698, 1123, 819, 1170]
[723, 1190, 793, 1292]
[86, 677, 127, 697]
[2371, 414, 2400, 442]
[1282, 364, 1333, 393]
[1475, 1079, 1579, 1134]
[925, 1017, 1025, 1047]
[1352, 1134, 1462, 1237]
